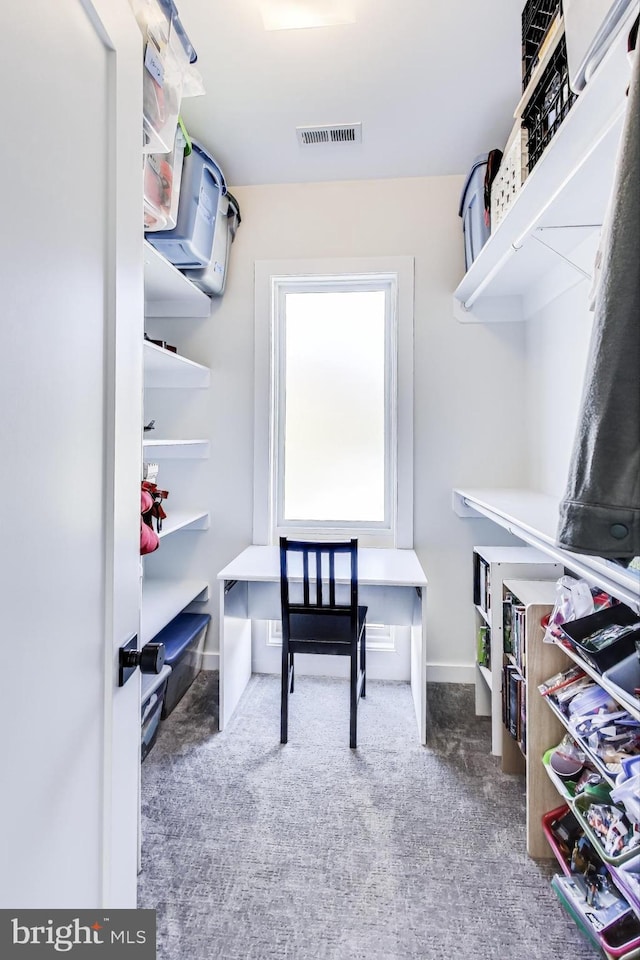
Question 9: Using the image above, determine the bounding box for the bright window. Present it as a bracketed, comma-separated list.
[276, 282, 392, 532]
[254, 257, 414, 548]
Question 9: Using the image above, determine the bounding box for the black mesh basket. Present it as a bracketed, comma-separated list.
[522, 0, 562, 89]
[522, 35, 577, 173]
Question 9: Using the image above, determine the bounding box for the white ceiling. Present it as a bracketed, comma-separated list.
[176, 0, 523, 187]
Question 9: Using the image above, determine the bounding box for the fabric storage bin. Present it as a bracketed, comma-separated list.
[144, 119, 190, 232]
[152, 612, 211, 718]
[130, 0, 197, 155]
[141, 664, 172, 761]
[146, 140, 226, 269]
[560, 605, 640, 673]
[183, 192, 241, 296]
[458, 154, 490, 271]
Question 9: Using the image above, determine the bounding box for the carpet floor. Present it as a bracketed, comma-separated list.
[138, 673, 601, 960]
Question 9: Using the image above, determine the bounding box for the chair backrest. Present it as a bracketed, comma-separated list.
[279, 537, 359, 632]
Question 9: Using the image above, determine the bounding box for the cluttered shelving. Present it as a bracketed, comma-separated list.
[453, 1, 636, 323]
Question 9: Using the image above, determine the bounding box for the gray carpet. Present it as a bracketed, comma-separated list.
[139, 674, 600, 960]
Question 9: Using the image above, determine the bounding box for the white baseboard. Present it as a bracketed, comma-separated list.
[201, 652, 473, 685]
[427, 663, 476, 685]
[201, 650, 220, 671]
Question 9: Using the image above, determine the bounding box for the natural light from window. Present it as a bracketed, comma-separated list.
[281, 289, 387, 524]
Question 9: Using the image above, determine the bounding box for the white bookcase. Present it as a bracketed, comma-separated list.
[472, 545, 563, 756]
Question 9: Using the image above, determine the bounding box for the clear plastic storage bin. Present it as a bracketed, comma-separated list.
[144, 119, 189, 232]
[130, 0, 197, 154]
[146, 140, 227, 269]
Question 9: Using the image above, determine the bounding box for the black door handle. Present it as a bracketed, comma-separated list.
[119, 636, 166, 686]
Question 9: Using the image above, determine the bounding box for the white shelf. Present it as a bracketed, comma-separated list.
[478, 663, 492, 690]
[143, 341, 210, 389]
[158, 510, 209, 539]
[453, 18, 632, 323]
[474, 603, 490, 627]
[143, 241, 211, 318]
[143, 438, 210, 459]
[141, 578, 209, 643]
[455, 487, 640, 613]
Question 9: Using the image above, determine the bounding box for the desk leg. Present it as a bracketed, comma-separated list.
[218, 579, 252, 732]
[410, 587, 427, 746]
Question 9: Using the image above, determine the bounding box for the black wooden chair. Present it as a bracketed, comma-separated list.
[279, 537, 367, 748]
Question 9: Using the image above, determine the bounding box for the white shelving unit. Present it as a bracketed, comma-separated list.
[143, 438, 210, 459]
[143, 340, 210, 389]
[472, 546, 563, 757]
[143, 241, 210, 318]
[453, 17, 632, 323]
[142, 245, 212, 644]
[158, 510, 209, 539]
[454, 488, 640, 613]
[140, 578, 209, 644]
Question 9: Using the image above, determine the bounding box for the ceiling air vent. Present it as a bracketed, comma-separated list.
[296, 123, 362, 147]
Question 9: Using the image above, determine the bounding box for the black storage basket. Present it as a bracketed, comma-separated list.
[523, 35, 577, 173]
[522, 0, 562, 89]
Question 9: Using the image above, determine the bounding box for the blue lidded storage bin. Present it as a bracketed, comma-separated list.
[151, 612, 211, 717]
[146, 140, 227, 269]
[458, 153, 490, 271]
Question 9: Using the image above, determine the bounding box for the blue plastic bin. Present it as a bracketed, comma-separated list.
[183, 191, 241, 296]
[146, 140, 227, 269]
[458, 153, 490, 270]
[151, 612, 211, 717]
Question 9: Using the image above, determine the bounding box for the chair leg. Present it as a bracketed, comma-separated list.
[281, 640, 289, 744]
[350, 649, 358, 749]
[360, 629, 366, 699]
[290, 651, 295, 693]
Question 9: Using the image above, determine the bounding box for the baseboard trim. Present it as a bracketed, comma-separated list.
[201, 650, 220, 671]
[427, 663, 476, 684]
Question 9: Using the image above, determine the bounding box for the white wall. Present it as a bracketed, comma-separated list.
[525, 275, 595, 498]
[146, 175, 528, 682]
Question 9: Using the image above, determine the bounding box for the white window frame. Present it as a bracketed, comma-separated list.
[254, 257, 414, 548]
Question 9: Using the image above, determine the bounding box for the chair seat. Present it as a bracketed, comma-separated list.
[289, 606, 367, 645]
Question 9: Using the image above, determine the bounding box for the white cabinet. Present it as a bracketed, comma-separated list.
[472, 546, 563, 756]
[141, 253, 212, 641]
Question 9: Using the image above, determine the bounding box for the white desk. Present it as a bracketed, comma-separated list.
[217, 546, 429, 744]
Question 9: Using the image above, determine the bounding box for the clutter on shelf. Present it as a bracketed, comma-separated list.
[146, 138, 242, 298]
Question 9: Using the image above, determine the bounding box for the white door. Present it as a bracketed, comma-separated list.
[0, 0, 143, 907]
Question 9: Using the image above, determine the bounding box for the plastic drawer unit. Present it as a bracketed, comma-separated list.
[151, 612, 211, 718]
[146, 140, 227, 269]
[141, 664, 172, 762]
[183, 191, 241, 296]
[458, 153, 490, 271]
